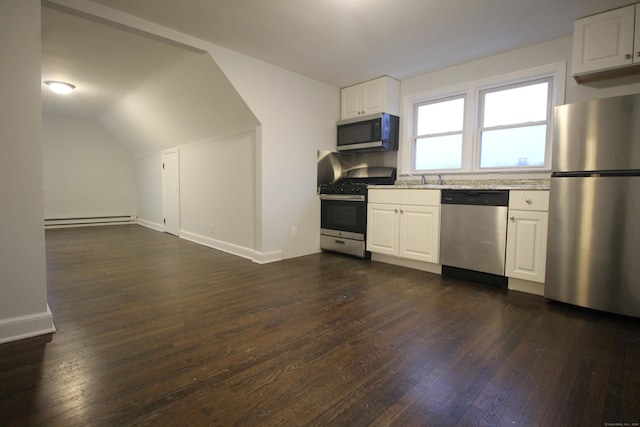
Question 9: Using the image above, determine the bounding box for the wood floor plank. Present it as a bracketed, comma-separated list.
[0, 224, 639, 426]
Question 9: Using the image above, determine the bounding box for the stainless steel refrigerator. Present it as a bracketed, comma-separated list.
[545, 94, 640, 318]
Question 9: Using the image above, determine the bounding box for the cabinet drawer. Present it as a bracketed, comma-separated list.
[509, 191, 549, 211]
[368, 189, 440, 206]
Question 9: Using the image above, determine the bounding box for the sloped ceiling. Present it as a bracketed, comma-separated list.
[41, 5, 259, 156]
[42, 0, 635, 156]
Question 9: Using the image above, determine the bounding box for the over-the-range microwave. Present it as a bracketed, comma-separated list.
[336, 112, 399, 152]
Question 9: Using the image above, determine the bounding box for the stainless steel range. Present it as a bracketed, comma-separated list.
[319, 166, 396, 258]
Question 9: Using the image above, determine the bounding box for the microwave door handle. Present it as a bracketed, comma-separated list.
[336, 141, 383, 151]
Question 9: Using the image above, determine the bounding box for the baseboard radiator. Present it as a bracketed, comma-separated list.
[44, 215, 136, 228]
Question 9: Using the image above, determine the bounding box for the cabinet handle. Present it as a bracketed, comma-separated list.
[525, 198, 532, 204]
[394, 209, 398, 213]
[637, 51, 640, 58]
[400, 209, 404, 214]
[625, 53, 633, 60]
[510, 216, 516, 221]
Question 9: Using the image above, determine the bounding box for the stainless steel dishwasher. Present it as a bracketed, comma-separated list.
[440, 190, 509, 287]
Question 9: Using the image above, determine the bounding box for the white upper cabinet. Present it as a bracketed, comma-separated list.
[341, 76, 400, 120]
[572, 4, 640, 82]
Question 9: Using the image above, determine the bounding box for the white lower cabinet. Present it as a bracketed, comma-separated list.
[367, 203, 399, 256]
[368, 188, 550, 295]
[505, 191, 549, 287]
[367, 190, 440, 263]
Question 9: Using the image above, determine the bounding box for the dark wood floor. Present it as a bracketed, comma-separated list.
[1, 225, 638, 426]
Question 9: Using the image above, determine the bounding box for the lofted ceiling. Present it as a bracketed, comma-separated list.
[41, 0, 635, 155]
[41, 5, 259, 156]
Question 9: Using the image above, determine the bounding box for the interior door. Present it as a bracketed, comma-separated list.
[162, 149, 180, 236]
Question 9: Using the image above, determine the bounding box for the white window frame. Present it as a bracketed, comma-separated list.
[475, 77, 554, 170]
[412, 93, 467, 171]
[402, 62, 566, 175]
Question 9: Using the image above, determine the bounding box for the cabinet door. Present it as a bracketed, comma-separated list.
[398, 205, 440, 263]
[572, 5, 636, 75]
[362, 79, 385, 115]
[506, 210, 548, 283]
[341, 85, 362, 119]
[367, 203, 399, 256]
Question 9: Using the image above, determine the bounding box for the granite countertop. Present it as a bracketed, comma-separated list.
[370, 179, 550, 190]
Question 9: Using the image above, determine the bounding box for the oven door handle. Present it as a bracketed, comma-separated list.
[319, 194, 366, 201]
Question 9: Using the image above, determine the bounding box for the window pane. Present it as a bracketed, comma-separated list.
[415, 135, 462, 170]
[483, 82, 548, 127]
[417, 97, 464, 135]
[479, 125, 547, 168]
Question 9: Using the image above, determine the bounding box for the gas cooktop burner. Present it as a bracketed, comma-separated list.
[318, 166, 397, 195]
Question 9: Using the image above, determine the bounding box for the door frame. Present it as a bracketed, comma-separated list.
[162, 148, 180, 236]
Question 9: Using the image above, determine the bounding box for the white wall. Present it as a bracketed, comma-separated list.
[136, 152, 163, 230]
[179, 130, 257, 258]
[135, 132, 259, 260]
[402, 35, 640, 105]
[61, 2, 341, 262]
[0, 0, 55, 343]
[42, 114, 136, 220]
[204, 46, 339, 261]
[400, 35, 640, 178]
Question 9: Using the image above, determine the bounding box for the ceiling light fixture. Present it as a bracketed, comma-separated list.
[44, 81, 76, 95]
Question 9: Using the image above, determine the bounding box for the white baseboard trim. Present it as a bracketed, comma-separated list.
[137, 218, 165, 232]
[508, 277, 544, 296]
[0, 304, 56, 344]
[252, 250, 283, 264]
[180, 230, 271, 263]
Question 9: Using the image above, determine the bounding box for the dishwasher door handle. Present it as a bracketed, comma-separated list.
[441, 189, 509, 206]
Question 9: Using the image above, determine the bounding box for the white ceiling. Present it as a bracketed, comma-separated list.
[42, 5, 260, 155]
[85, 0, 635, 88]
[41, 5, 195, 120]
[41, 0, 635, 153]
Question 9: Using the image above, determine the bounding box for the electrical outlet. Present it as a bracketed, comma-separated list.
[291, 226, 298, 237]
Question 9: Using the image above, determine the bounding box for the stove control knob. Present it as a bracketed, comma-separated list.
[339, 187, 345, 193]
